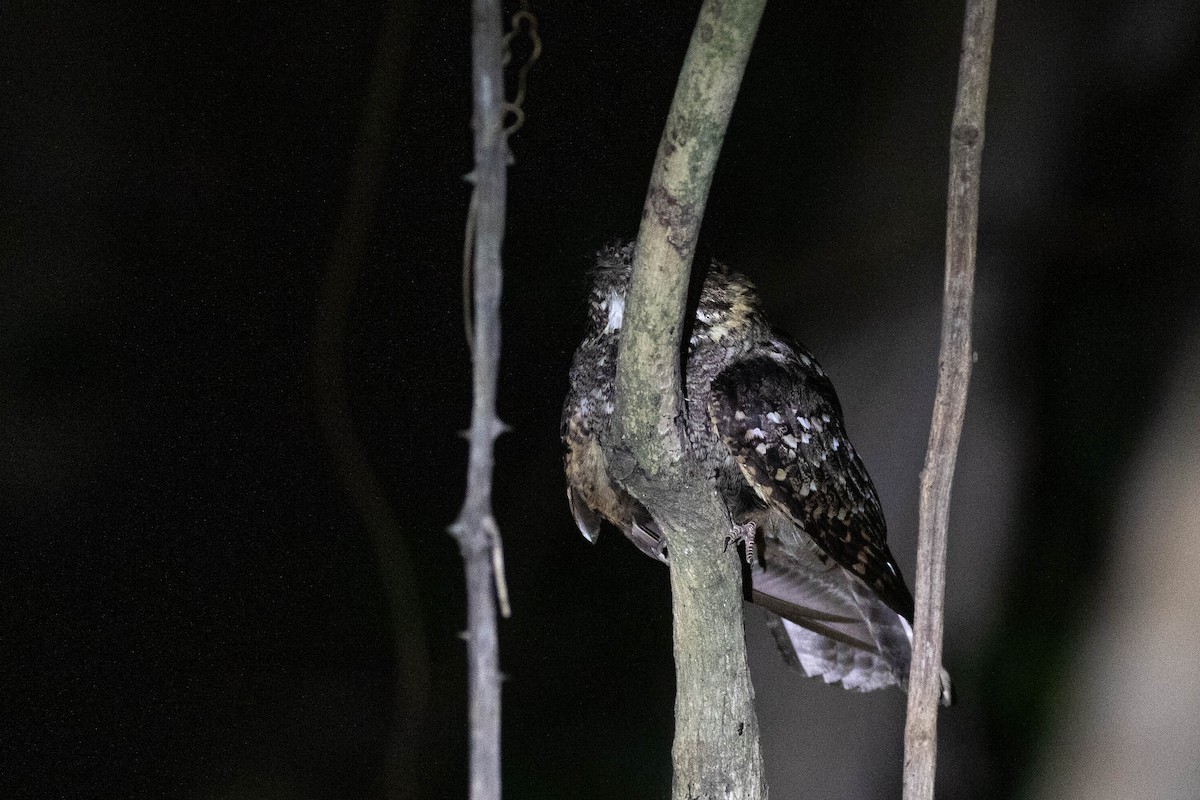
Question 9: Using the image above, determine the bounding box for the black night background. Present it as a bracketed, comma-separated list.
[6, 2, 1199, 798]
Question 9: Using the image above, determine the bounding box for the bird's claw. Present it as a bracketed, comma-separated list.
[652, 536, 669, 564]
[724, 521, 757, 565]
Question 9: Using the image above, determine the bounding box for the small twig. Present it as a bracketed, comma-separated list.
[462, 188, 478, 355]
[487, 515, 512, 618]
[450, 1, 510, 799]
[902, 0, 996, 797]
[462, 5, 539, 351]
[613, 1, 768, 798]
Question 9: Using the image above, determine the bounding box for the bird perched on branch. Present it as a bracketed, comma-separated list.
[562, 241, 951, 705]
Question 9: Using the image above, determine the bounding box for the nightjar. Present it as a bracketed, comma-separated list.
[562, 242, 951, 704]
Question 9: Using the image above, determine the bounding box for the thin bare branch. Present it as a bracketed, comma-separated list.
[612, 0, 768, 797]
[450, 1, 510, 799]
[903, 0, 996, 797]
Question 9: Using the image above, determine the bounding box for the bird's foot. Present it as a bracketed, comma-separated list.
[724, 521, 757, 565]
[651, 536, 669, 564]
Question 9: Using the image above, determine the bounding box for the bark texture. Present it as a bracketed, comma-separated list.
[612, 0, 769, 797]
[902, 0, 996, 798]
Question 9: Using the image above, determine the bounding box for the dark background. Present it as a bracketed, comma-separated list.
[6, 1, 1199, 798]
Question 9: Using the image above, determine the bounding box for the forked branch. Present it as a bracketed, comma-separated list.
[612, 1, 768, 798]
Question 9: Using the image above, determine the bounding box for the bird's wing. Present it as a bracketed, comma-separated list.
[762, 608, 905, 693]
[746, 509, 913, 691]
[708, 354, 915, 622]
[563, 410, 669, 563]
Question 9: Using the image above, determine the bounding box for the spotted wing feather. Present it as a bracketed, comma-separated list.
[709, 354, 915, 621]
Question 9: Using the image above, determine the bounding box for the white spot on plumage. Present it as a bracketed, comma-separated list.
[797, 417, 811, 430]
[604, 291, 624, 333]
[801, 432, 811, 444]
[781, 434, 799, 449]
[831, 437, 839, 451]
[766, 411, 783, 424]
[755, 443, 768, 455]
[744, 427, 766, 441]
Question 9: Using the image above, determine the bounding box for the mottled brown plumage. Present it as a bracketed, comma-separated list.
[562, 242, 951, 703]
